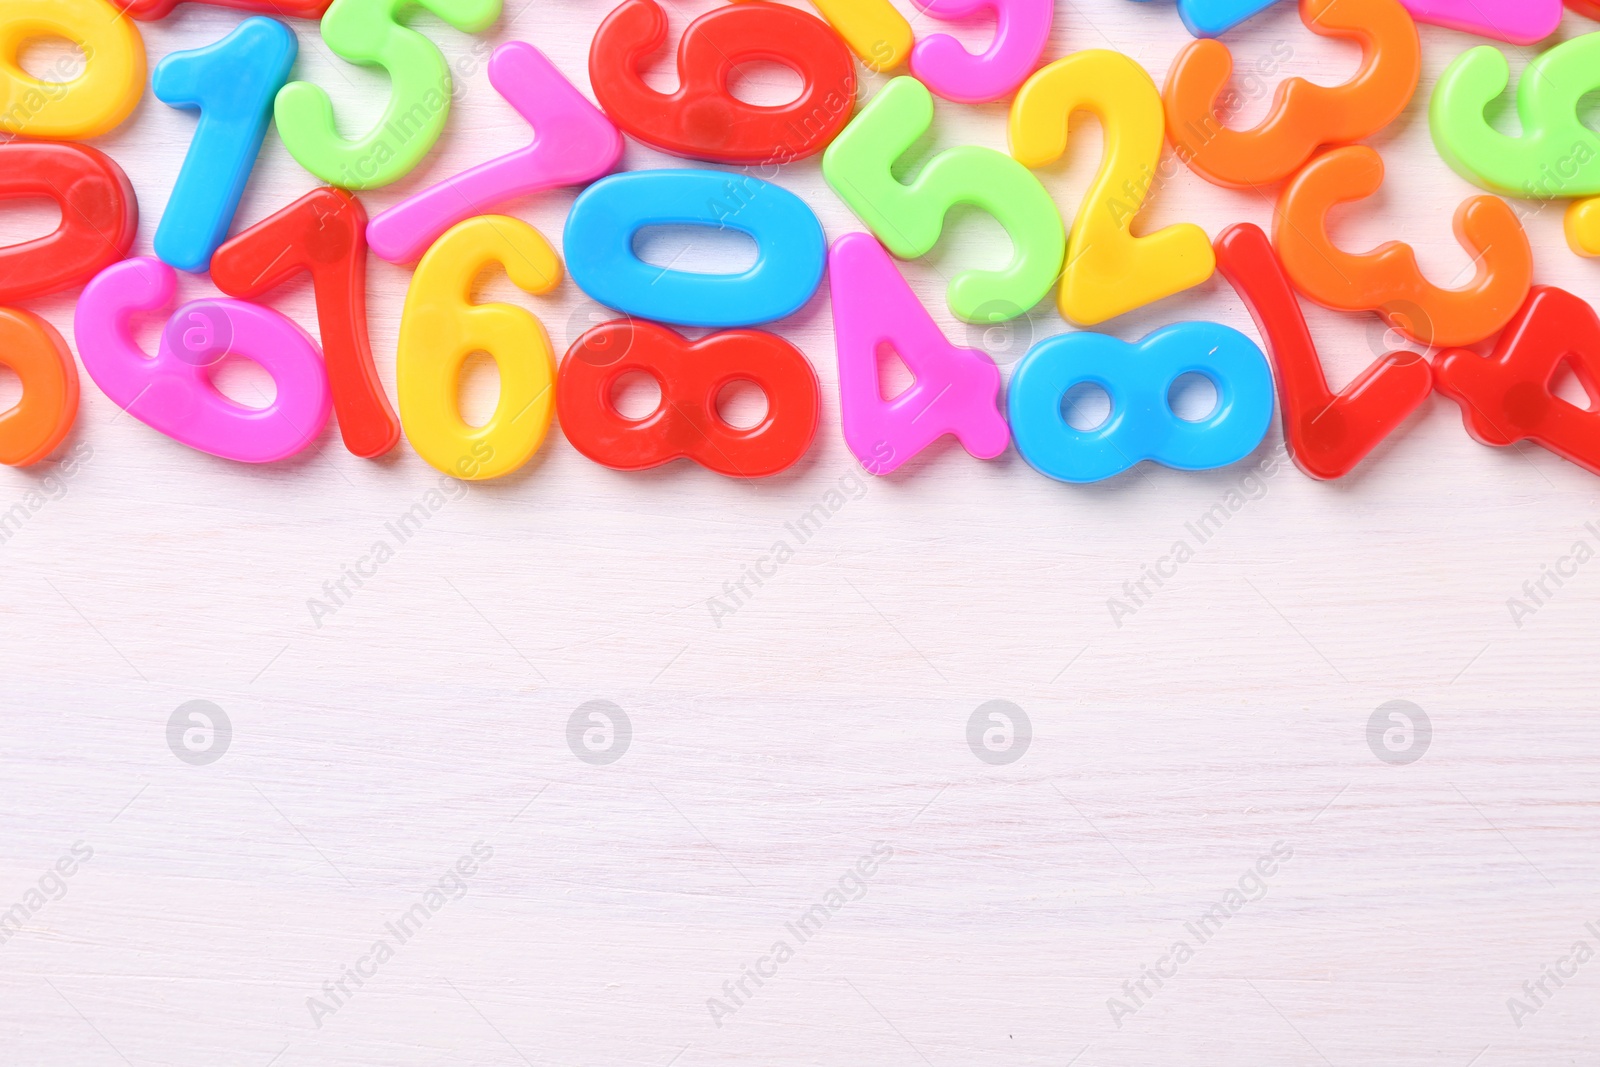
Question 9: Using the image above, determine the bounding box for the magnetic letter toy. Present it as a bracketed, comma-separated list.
[729, 0, 912, 72]
[153, 17, 297, 274]
[1215, 223, 1433, 480]
[74, 258, 332, 463]
[367, 42, 622, 265]
[0, 0, 145, 140]
[119, 0, 330, 17]
[395, 216, 560, 480]
[1274, 145, 1532, 348]
[0, 142, 138, 304]
[1434, 287, 1600, 477]
[1566, 199, 1600, 258]
[1430, 33, 1600, 200]
[589, 0, 855, 165]
[909, 0, 1053, 105]
[274, 0, 502, 190]
[823, 76, 1066, 324]
[211, 188, 401, 459]
[1011, 50, 1214, 325]
[558, 320, 820, 477]
[1164, 0, 1419, 189]
[564, 169, 826, 329]
[1008, 322, 1274, 483]
[828, 233, 1009, 475]
[0, 308, 78, 467]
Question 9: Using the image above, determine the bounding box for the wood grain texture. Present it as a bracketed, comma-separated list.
[3, 1, 1600, 1064]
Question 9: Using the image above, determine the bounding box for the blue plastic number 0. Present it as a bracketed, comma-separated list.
[563, 169, 826, 328]
[1008, 322, 1274, 483]
[152, 17, 297, 273]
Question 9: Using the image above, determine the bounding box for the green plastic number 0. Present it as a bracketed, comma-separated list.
[822, 76, 1065, 324]
[275, 0, 501, 190]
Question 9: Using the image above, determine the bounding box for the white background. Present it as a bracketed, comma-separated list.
[4, 0, 1600, 1063]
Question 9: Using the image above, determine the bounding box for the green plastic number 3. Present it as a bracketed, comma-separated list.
[822, 76, 1065, 324]
[275, 0, 501, 190]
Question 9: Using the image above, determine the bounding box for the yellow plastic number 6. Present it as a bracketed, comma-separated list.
[0, 0, 144, 140]
[731, 0, 910, 71]
[1010, 50, 1215, 326]
[397, 215, 561, 480]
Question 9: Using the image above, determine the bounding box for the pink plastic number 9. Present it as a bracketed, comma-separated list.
[75, 257, 332, 463]
[909, 0, 1053, 105]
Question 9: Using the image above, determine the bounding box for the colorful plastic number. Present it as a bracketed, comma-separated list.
[1128, 0, 1277, 38]
[0, 0, 144, 140]
[909, 0, 1053, 105]
[1274, 145, 1533, 348]
[828, 233, 1008, 475]
[1008, 323, 1274, 483]
[120, 0, 330, 18]
[368, 42, 622, 265]
[1164, 0, 1420, 189]
[1012, 50, 1214, 326]
[0, 142, 138, 304]
[589, 0, 854, 165]
[564, 169, 826, 328]
[1215, 223, 1432, 480]
[75, 258, 331, 463]
[1434, 287, 1600, 476]
[729, 0, 911, 71]
[153, 17, 297, 273]
[558, 320, 819, 477]
[1430, 33, 1600, 199]
[0, 308, 78, 467]
[396, 216, 559, 480]
[1400, 0, 1559, 43]
[1566, 199, 1600, 257]
[824, 76, 1065, 324]
[274, 0, 501, 190]
[1568, 0, 1600, 19]
[211, 188, 400, 460]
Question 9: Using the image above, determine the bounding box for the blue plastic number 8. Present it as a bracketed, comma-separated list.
[1007, 322, 1275, 483]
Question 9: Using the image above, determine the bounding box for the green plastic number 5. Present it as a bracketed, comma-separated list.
[822, 76, 1065, 324]
[275, 0, 501, 190]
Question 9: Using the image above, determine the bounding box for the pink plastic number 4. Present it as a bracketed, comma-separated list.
[909, 0, 1053, 105]
[366, 42, 622, 265]
[828, 232, 1010, 474]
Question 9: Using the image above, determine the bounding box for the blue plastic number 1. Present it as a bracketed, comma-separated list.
[153, 17, 297, 274]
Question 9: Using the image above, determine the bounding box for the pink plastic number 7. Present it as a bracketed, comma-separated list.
[75, 258, 331, 463]
[366, 42, 621, 265]
[909, 0, 1053, 105]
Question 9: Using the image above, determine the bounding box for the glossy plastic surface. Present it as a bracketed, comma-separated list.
[274, 0, 501, 189]
[368, 42, 622, 265]
[75, 257, 332, 463]
[559, 320, 820, 477]
[1164, 0, 1419, 189]
[1430, 33, 1600, 199]
[590, 0, 854, 164]
[120, 0, 331, 18]
[1215, 223, 1432, 480]
[564, 169, 826, 328]
[1566, 198, 1600, 257]
[909, 0, 1053, 104]
[211, 187, 400, 459]
[823, 76, 1065, 324]
[1127, 0, 1278, 39]
[0, 142, 138, 304]
[0, 307, 78, 467]
[827, 233, 1008, 476]
[1400, 0, 1559, 43]
[0, 0, 145, 139]
[1434, 286, 1600, 476]
[729, 0, 910, 71]
[396, 216, 559, 480]
[1008, 322, 1274, 483]
[1274, 145, 1533, 348]
[1012, 50, 1214, 325]
[153, 17, 297, 273]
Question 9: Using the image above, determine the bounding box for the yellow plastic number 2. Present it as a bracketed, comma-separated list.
[0, 0, 144, 140]
[1010, 50, 1215, 326]
[732, 0, 910, 71]
[397, 216, 561, 480]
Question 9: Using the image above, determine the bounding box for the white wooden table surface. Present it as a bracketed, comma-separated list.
[3, 0, 1600, 1063]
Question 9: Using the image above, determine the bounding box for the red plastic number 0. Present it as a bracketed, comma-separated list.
[558, 320, 820, 477]
[0, 141, 137, 303]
